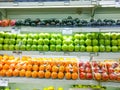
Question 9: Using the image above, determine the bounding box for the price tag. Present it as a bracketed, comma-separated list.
[62, 28, 72, 35]
[13, 2, 19, 6]
[38, 2, 44, 6]
[115, 0, 120, 7]
[0, 79, 8, 87]
[11, 27, 20, 34]
[64, 1, 70, 6]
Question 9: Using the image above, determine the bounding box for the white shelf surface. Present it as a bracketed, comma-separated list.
[0, 1, 94, 9]
[1, 27, 120, 33]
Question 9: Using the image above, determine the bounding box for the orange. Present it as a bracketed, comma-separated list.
[0, 64, 3, 70]
[32, 71, 38, 78]
[59, 65, 65, 72]
[6, 69, 13, 77]
[0, 70, 6, 77]
[51, 72, 58, 79]
[22, 64, 27, 70]
[72, 66, 78, 73]
[0, 55, 3, 60]
[72, 72, 78, 80]
[52, 65, 58, 72]
[38, 71, 45, 78]
[13, 69, 19, 77]
[25, 71, 32, 78]
[33, 61, 40, 66]
[58, 72, 64, 79]
[9, 64, 15, 70]
[45, 64, 51, 71]
[39, 65, 45, 71]
[3, 64, 9, 70]
[16, 63, 22, 70]
[27, 64, 32, 71]
[72, 62, 77, 66]
[19, 69, 25, 77]
[65, 72, 71, 80]
[45, 71, 51, 79]
[65, 66, 70, 72]
[32, 64, 39, 71]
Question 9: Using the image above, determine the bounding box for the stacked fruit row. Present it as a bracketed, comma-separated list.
[0, 17, 120, 27]
[0, 31, 120, 52]
[0, 55, 78, 80]
[79, 61, 120, 81]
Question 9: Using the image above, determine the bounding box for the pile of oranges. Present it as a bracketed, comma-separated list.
[0, 54, 78, 80]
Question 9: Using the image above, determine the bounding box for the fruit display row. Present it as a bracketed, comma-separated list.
[0, 54, 120, 82]
[0, 17, 120, 27]
[0, 32, 120, 52]
[71, 84, 106, 90]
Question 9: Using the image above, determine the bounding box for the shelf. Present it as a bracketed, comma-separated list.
[1, 26, 120, 33]
[0, 1, 94, 9]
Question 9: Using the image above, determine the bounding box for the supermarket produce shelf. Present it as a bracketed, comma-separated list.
[0, 1, 94, 9]
[99, 0, 116, 7]
[1, 27, 120, 33]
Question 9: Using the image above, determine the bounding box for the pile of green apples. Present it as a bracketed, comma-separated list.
[0, 31, 120, 52]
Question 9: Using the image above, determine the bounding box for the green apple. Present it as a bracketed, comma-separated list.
[17, 34, 24, 39]
[0, 38, 3, 44]
[51, 33, 57, 39]
[93, 46, 99, 52]
[9, 39, 16, 45]
[74, 34, 80, 39]
[62, 44, 68, 51]
[0, 44, 3, 50]
[28, 33, 34, 39]
[44, 33, 50, 39]
[99, 39, 105, 45]
[56, 33, 62, 39]
[68, 44, 74, 52]
[33, 39, 38, 45]
[15, 44, 20, 50]
[63, 38, 73, 45]
[104, 33, 110, 39]
[38, 38, 43, 45]
[43, 38, 49, 45]
[20, 45, 26, 51]
[105, 39, 110, 45]
[26, 44, 31, 51]
[56, 45, 61, 51]
[50, 45, 56, 51]
[22, 38, 27, 45]
[3, 44, 9, 50]
[79, 33, 85, 40]
[99, 45, 105, 52]
[27, 38, 33, 45]
[56, 39, 62, 45]
[118, 39, 120, 46]
[74, 45, 80, 52]
[92, 33, 98, 39]
[31, 45, 37, 51]
[92, 39, 98, 46]
[74, 39, 79, 45]
[111, 33, 118, 40]
[4, 32, 11, 38]
[105, 46, 111, 52]
[99, 33, 105, 39]
[111, 40, 118, 46]
[80, 45, 86, 52]
[118, 46, 120, 51]
[39, 33, 45, 39]
[85, 39, 92, 46]
[22, 34, 28, 39]
[0, 31, 4, 38]
[50, 38, 56, 45]
[79, 39, 85, 45]
[16, 39, 21, 44]
[43, 45, 49, 51]
[4, 38, 9, 44]
[112, 46, 118, 52]
[33, 34, 39, 39]
[10, 33, 17, 39]
[86, 33, 93, 39]
[9, 45, 15, 50]
[117, 33, 120, 39]
[37, 45, 43, 51]
[86, 46, 93, 52]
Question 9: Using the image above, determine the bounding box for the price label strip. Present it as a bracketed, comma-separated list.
[11, 27, 20, 34]
[62, 28, 72, 35]
[0, 79, 9, 87]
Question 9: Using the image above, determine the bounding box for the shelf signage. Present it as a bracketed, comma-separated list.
[11, 27, 20, 34]
[62, 28, 72, 35]
[0, 78, 9, 87]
